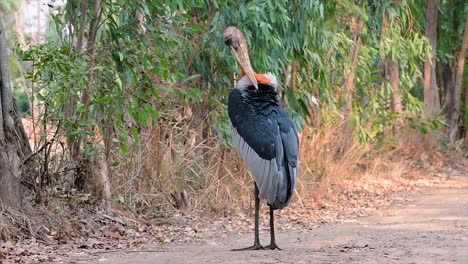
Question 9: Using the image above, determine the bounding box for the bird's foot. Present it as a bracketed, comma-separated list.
[231, 243, 264, 251]
[265, 243, 282, 250]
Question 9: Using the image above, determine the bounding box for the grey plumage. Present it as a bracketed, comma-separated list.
[223, 26, 298, 250]
[228, 77, 299, 209]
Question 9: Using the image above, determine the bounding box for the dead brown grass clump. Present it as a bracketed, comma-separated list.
[109, 107, 254, 215]
[15, 101, 462, 243]
[108, 108, 457, 217]
[2, 105, 463, 264]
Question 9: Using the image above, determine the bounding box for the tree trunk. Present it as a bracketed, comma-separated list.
[136, 0, 146, 34]
[71, 0, 104, 190]
[423, 0, 440, 118]
[448, 15, 468, 143]
[0, 18, 31, 208]
[464, 76, 468, 146]
[441, 62, 454, 113]
[388, 57, 402, 135]
[343, 16, 363, 150]
[66, 0, 88, 180]
[73, 0, 111, 206]
[387, 1, 402, 136]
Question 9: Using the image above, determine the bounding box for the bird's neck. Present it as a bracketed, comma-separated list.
[241, 85, 278, 105]
[240, 69, 272, 86]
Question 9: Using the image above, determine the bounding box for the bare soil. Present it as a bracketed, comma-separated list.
[62, 175, 468, 264]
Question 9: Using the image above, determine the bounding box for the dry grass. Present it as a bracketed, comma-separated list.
[18, 88, 459, 220]
[109, 107, 254, 214]
[106, 108, 454, 216]
[2, 106, 461, 244]
[0, 204, 56, 242]
[18, 102, 459, 222]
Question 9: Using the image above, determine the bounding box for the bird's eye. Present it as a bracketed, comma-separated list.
[224, 38, 232, 46]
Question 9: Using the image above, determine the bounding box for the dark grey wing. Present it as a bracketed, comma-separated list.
[275, 116, 299, 208]
[230, 123, 281, 204]
[228, 89, 299, 209]
[228, 89, 280, 205]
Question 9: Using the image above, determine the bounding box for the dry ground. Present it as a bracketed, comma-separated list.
[60, 174, 468, 264]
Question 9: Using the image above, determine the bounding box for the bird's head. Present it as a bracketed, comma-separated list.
[223, 26, 275, 90]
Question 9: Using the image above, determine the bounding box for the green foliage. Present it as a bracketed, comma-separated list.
[17, 0, 201, 154]
[352, 1, 429, 137]
[437, 0, 468, 64]
[18, 42, 89, 140]
[407, 115, 446, 135]
[13, 0, 465, 160]
[13, 89, 30, 115]
[0, 0, 19, 13]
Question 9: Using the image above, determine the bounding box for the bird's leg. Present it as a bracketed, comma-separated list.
[265, 205, 281, 250]
[231, 184, 264, 251]
[253, 185, 262, 248]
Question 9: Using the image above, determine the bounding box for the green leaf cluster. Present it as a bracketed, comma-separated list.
[15, 0, 466, 156]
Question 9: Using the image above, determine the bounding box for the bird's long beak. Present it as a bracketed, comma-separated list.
[223, 27, 258, 89]
[229, 46, 258, 89]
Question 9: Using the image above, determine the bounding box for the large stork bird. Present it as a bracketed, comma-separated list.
[223, 26, 299, 250]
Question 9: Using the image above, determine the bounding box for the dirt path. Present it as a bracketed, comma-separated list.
[67, 176, 468, 264]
